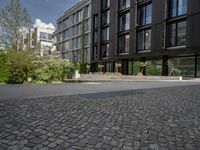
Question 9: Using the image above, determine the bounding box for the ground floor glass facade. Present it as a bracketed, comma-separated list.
[92, 54, 200, 77]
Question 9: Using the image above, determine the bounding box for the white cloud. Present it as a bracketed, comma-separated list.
[33, 19, 55, 30]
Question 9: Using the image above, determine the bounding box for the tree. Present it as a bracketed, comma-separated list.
[7, 50, 36, 83]
[0, 0, 32, 51]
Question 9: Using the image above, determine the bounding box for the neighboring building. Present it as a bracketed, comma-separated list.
[91, 0, 200, 77]
[20, 28, 35, 50]
[34, 25, 56, 57]
[56, 0, 92, 64]
[18, 20, 57, 57]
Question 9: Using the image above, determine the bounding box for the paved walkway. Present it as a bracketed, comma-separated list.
[0, 81, 200, 99]
[0, 84, 200, 149]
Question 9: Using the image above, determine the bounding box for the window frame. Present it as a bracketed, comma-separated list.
[167, 20, 187, 48]
[137, 28, 152, 52]
[137, 3, 152, 26]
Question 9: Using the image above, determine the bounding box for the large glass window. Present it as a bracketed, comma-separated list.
[84, 5, 90, 18]
[145, 59, 162, 76]
[85, 33, 90, 46]
[119, 12, 130, 32]
[85, 19, 90, 32]
[138, 4, 152, 26]
[93, 15, 98, 28]
[119, 0, 130, 11]
[63, 19, 68, 28]
[137, 29, 151, 52]
[167, 21, 186, 47]
[168, 57, 195, 76]
[101, 44, 109, 58]
[118, 34, 129, 53]
[102, 10, 110, 26]
[63, 41, 70, 51]
[73, 37, 81, 49]
[63, 30, 69, 39]
[40, 32, 52, 42]
[169, 0, 187, 18]
[197, 56, 200, 77]
[101, 27, 109, 42]
[102, 0, 110, 10]
[93, 45, 98, 60]
[93, 31, 98, 43]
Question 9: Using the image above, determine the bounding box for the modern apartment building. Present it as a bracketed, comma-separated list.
[91, 0, 200, 77]
[56, 0, 91, 64]
[34, 26, 56, 57]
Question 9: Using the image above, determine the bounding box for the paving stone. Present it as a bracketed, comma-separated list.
[1, 85, 200, 149]
[48, 142, 57, 148]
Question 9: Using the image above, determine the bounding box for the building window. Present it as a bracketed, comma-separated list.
[138, 3, 152, 26]
[85, 19, 90, 32]
[118, 34, 129, 53]
[145, 59, 162, 76]
[101, 27, 109, 42]
[63, 30, 69, 40]
[119, 12, 130, 32]
[63, 41, 70, 51]
[168, 57, 195, 76]
[169, 0, 187, 18]
[93, 15, 98, 28]
[102, 10, 110, 26]
[63, 19, 68, 28]
[93, 31, 98, 43]
[73, 37, 81, 49]
[85, 33, 90, 46]
[101, 44, 109, 58]
[137, 29, 151, 52]
[197, 56, 200, 77]
[84, 5, 90, 18]
[93, 45, 98, 60]
[102, 0, 110, 10]
[119, 0, 130, 11]
[167, 20, 186, 47]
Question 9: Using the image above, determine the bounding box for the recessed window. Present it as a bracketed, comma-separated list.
[93, 15, 98, 28]
[102, 10, 110, 26]
[101, 44, 109, 58]
[119, 0, 130, 11]
[93, 45, 98, 60]
[63, 30, 69, 39]
[63, 41, 70, 51]
[167, 21, 186, 47]
[137, 29, 151, 52]
[102, 0, 110, 10]
[118, 34, 129, 53]
[168, 57, 195, 76]
[101, 27, 109, 42]
[119, 12, 130, 32]
[93, 30, 98, 43]
[169, 0, 187, 18]
[138, 4, 152, 26]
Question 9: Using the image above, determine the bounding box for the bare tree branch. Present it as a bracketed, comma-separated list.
[0, 0, 32, 51]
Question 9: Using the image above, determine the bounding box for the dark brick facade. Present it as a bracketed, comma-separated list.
[91, 0, 200, 77]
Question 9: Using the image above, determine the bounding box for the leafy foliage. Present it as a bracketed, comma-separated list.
[34, 58, 75, 83]
[76, 63, 88, 74]
[6, 50, 36, 83]
[0, 0, 31, 50]
[0, 53, 10, 82]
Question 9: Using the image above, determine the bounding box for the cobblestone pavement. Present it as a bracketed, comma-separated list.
[0, 85, 200, 150]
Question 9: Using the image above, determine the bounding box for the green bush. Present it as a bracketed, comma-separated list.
[76, 63, 87, 74]
[0, 53, 10, 83]
[7, 50, 36, 84]
[34, 58, 74, 83]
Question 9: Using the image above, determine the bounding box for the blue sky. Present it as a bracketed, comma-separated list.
[0, 0, 79, 26]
